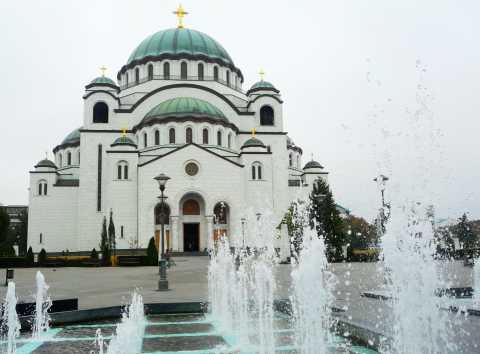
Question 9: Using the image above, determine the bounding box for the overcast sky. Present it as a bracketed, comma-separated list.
[0, 0, 478, 222]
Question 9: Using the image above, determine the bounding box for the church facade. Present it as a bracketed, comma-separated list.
[27, 13, 328, 258]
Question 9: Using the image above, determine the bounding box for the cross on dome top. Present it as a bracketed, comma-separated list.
[173, 5, 189, 28]
[100, 66, 107, 77]
[259, 69, 265, 81]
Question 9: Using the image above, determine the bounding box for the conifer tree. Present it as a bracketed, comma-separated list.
[108, 209, 116, 256]
[147, 237, 158, 266]
[100, 216, 110, 265]
[309, 178, 345, 261]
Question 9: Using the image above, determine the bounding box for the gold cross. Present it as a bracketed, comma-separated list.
[173, 5, 188, 28]
[100, 66, 107, 77]
[251, 128, 256, 137]
[45, 151, 48, 159]
[259, 69, 265, 81]
[121, 128, 127, 137]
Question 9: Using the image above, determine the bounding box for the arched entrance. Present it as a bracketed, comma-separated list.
[179, 193, 205, 252]
[154, 203, 171, 252]
[213, 202, 229, 245]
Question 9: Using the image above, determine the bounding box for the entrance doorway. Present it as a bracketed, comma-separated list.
[183, 223, 199, 252]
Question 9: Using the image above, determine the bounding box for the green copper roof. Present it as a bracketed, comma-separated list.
[250, 80, 275, 90]
[127, 28, 234, 66]
[62, 128, 81, 145]
[242, 137, 265, 149]
[304, 160, 323, 169]
[35, 159, 56, 169]
[90, 76, 117, 86]
[144, 97, 226, 121]
[111, 136, 137, 147]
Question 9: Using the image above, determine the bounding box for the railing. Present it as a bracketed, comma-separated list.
[288, 180, 301, 187]
[120, 75, 245, 94]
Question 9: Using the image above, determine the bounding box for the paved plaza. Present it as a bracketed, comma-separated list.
[1, 258, 479, 353]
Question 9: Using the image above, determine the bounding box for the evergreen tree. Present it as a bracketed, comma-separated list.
[90, 248, 99, 259]
[26, 246, 34, 266]
[38, 248, 47, 266]
[454, 213, 477, 256]
[146, 237, 158, 266]
[100, 216, 110, 265]
[281, 201, 308, 259]
[17, 209, 28, 256]
[308, 178, 345, 261]
[108, 209, 116, 256]
[0, 207, 10, 244]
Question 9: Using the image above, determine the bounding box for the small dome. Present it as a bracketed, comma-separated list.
[303, 160, 323, 170]
[144, 97, 226, 121]
[35, 159, 56, 169]
[111, 136, 137, 148]
[241, 137, 266, 149]
[247, 80, 279, 95]
[89, 76, 117, 87]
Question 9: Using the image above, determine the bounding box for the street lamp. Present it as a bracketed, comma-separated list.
[241, 218, 246, 248]
[373, 174, 390, 233]
[153, 173, 170, 291]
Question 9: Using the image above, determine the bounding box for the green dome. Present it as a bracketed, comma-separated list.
[144, 97, 226, 121]
[127, 28, 234, 66]
[35, 159, 56, 169]
[90, 76, 117, 86]
[247, 80, 278, 95]
[241, 137, 266, 149]
[62, 128, 81, 145]
[111, 136, 137, 147]
[304, 160, 323, 169]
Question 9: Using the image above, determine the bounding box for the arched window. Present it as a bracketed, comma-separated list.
[78, 151, 81, 164]
[39, 233, 43, 244]
[217, 130, 222, 146]
[198, 63, 204, 80]
[183, 199, 200, 215]
[93, 102, 109, 123]
[38, 180, 47, 196]
[181, 62, 188, 80]
[135, 68, 140, 84]
[213, 66, 219, 81]
[214, 202, 229, 225]
[59, 153, 63, 167]
[163, 62, 170, 79]
[260, 105, 274, 126]
[155, 203, 171, 225]
[202, 128, 209, 144]
[186, 127, 193, 143]
[297, 155, 300, 169]
[227, 133, 232, 149]
[125, 73, 129, 85]
[117, 161, 129, 180]
[169, 128, 175, 144]
[67, 152, 72, 166]
[155, 130, 160, 145]
[226, 71, 230, 86]
[252, 162, 263, 180]
[148, 64, 154, 80]
[143, 132, 147, 148]
[289, 153, 293, 167]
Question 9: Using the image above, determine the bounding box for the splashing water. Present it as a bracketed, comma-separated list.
[291, 227, 335, 354]
[94, 328, 105, 354]
[2, 282, 20, 354]
[105, 290, 146, 354]
[474, 258, 480, 307]
[208, 237, 276, 353]
[32, 271, 52, 339]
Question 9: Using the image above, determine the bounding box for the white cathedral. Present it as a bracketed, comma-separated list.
[27, 9, 328, 259]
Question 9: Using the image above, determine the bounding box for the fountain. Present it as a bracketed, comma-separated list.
[474, 258, 480, 307]
[103, 290, 146, 354]
[32, 271, 52, 339]
[2, 282, 20, 354]
[291, 226, 335, 354]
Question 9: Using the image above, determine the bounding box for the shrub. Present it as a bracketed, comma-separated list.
[90, 248, 98, 259]
[146, 237, 158, 266]
[26, 246, 34, 265]
[0, 243, 15, 257]
[38, 248, 47, 266]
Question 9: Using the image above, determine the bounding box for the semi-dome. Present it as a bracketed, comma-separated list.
[247, 80, 279, 95]
[241, 137, 266, 149]
[61, 128, 81, 145]
[111, 136, 137, 148]
[303, 160, 323, 170]
[35, 159, 57, 169]
[120, 28, 242, 80]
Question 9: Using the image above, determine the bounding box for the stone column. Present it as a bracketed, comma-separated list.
[171, 216, 179, 251]
[206, 216, 214, 251]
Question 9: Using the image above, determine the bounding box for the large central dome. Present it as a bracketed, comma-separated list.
[125, 28, 235, 68]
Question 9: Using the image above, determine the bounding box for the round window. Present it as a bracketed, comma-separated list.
[185, 162, 199, 176]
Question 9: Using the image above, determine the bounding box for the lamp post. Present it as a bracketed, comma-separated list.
[154, 173, 170, 291]
[241, 218, 246, 248]
[373, 174, 390, 234]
